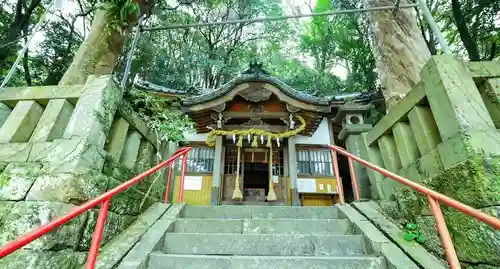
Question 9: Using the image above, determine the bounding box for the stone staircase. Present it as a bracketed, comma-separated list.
[140, 205, 392, 269]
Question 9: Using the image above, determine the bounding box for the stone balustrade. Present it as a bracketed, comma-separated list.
[0, 76, 172, 267]
[340, 55, 500, 267]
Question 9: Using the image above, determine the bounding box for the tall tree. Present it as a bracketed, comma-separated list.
[0, 0, 47, 77]
[132, 0, 288, 92]
[59, 0, 155, 85]
[0, 0, 44, 68]
[363, 0, 431, 109]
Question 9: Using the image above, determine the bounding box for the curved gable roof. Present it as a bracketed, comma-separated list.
[181, 72, 329, 107]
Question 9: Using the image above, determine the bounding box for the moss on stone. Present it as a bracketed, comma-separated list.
[444, 207, 500, 265]
[415, 205, 500, 266]
[0, 201, 14, 225]
[383, 153, 500, 266]
[78, 210, 136, 250]
[0, 162, 7, 172]
[465, 265, 500, 269]
[0, 201, 88, 250]
[0, 173, 11, 188]
[26, 171, 109, 205]
[431, 154, 500, 208]
[0, 249, 86, 269]
[394, 188, 429, 221]
[378, 200, 405, 224]
[102, 155, 134, 183]
[107, 177, 159, 215]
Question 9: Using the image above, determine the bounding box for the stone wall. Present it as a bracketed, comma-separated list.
[0, 76, 171, 269]
[341, 56, 500, 268]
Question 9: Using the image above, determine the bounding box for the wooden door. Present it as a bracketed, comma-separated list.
[222, 147, 243, 201]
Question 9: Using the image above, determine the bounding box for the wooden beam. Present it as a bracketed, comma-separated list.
[223, 111, 289, 119]
[224, 125, 288, 133]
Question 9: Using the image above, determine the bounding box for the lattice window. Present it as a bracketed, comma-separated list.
[184, 147, 215, 173]
[296, 148, 333, 176]
[272, 149, 284, 176]
[224, 147, 242, 175]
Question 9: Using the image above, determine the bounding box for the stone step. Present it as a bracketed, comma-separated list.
[164, 233, 366, 256]
[181, 205, 339, 219]
[171, 218, 352, 235]
[148, 253, 386, 269]
[220, 200, 287, 206]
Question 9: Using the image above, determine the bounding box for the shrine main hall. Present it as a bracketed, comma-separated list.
[138, 63, 378, 206]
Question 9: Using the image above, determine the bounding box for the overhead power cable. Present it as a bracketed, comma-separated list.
[0, 32, 35, 49]
[142, 3, 419, 32]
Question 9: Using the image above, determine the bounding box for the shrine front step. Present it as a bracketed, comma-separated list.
[170, 218, 353, 235]
[148, 254, 387, 269]
[116, 205, 419, 269]
[220, 200, 287, 206]
[163, 233, 367, 256]
[180, 205, 339, 219]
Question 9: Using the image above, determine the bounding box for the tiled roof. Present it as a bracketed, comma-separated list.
[134, 78, 186, 95]
[181, 62, 329, 106]
[181, 72, 330, 106]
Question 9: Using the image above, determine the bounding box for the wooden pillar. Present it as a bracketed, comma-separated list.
[287, 137, 299, 206]
[283, 149, 289, 204]
[211, 136, 223, 205]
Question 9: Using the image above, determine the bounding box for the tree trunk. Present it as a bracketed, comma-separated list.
[0, 0, 42, 71]
[22, 48, 32, 86]
[450, 0, 480, 61]
[59, 0, 155, 85]
[363, 0, 431, 110]
[58, 10, 130, 85]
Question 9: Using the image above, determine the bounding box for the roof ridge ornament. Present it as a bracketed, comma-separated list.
[243, 59, 269, 76]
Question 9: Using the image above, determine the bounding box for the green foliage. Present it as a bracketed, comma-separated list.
[404, 223, 425, 243]
[154, 110, 195, 143]
[102, 0, 139, 35]
[29, 19, 84, 85]
[419, 0, 500, 60]
[125, 89, 194, 143]
[120, 0, 375, 97]
[299, 0, 376, 93]
[0, 173, 11, 188]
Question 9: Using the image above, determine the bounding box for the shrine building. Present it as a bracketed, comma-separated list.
[138, 63, 377, 206]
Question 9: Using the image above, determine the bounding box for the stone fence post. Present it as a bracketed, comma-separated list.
[335, 103, 373, 200]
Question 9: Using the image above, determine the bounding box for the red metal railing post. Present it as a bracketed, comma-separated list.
[86, 198, 111, 269]
[330, 149, 345, 204]
[164, 162, 174, 203]
[178, 153, 188, 203]
[427, 195, 461, 269]
[348, 158, 361, 201]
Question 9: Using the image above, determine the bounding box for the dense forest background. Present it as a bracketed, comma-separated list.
[0, 0, 499, 97]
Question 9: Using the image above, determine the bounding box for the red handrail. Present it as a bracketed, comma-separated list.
[0, 146, 192, 269]
[328, 144, 500, 269]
